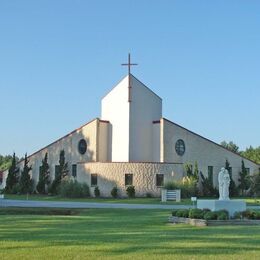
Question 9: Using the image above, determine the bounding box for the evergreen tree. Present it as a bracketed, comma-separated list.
[36, 152, 50, 194]
[0, 154, 15, 171]
[19, 153, 33, 194]
[238, 160, 251, 196]
[250, 171, 260, 197]
[4, 153, 19, 193]
[184, 163, 193, 178]
[225, 159, 238, 197]
[240, 146, 260, 164]
[59, 150, 69, 180]
[49, 150, 68, 194]
[193, 161, 199, 183]
[199, 172, 218, 197]
[184, 162, 199, 183]
[220, 141, 239, 153]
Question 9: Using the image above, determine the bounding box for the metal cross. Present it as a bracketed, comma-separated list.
[121, 53, 138, 102]
[121, 53, 138, 75]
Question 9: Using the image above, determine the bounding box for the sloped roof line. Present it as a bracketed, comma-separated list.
[101, 74, 128, 100]
[10, 118, 110, 168]
[163, 117, 260, 166]
[130, 74, 162, 100]
[101, 73, 162, 101]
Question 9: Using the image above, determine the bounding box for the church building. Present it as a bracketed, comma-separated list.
[1, 60, 259, 196]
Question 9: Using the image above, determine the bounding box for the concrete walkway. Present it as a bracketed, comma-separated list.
[0, 199, 260, 210]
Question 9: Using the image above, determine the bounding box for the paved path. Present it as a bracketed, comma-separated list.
[0, 199, 190, 209]
[0, 199, 260, 210]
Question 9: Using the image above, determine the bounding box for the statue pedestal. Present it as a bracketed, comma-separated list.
[197, 200, 246, 217]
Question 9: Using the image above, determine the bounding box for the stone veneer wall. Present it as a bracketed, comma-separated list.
[77, 162, 184, 197]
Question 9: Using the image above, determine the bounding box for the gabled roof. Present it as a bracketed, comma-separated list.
[7, 118, 110, 169]
[102, 73, 162, 101]
[161, 118, 260, 166]
[131, 74, 162, 100]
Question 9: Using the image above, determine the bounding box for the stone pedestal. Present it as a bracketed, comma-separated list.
[197, 200, 246, 217]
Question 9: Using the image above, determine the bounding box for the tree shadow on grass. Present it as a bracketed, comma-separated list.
[0, 209, 260, 257]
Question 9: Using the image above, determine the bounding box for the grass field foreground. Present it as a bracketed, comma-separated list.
[3, 194, 192, 204]
[0, 208, 260, 259]
[4, 194, 260, 206]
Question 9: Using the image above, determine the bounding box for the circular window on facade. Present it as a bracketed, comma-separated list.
[175, 139, 185, 156]
[78, 139, 87, 154]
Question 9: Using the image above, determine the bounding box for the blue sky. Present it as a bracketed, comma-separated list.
[0, 0, 259, 158]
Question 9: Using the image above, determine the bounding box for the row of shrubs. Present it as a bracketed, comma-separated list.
[233, 210, 260, 220]
[6, 181, 34, 195]
[2, 178, 138, 199]
[58, 180, 136, 198]
[172, 208, 260, 220]
[172, 208, 229, 220]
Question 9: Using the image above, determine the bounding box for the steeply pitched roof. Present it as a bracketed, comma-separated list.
[101, 73, 162, 101]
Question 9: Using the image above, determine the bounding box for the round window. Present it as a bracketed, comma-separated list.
[78, 139, 87, 154]
[175, 139, 185, 156]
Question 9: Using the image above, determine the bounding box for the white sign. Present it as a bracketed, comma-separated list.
[191, 197, 197, 202]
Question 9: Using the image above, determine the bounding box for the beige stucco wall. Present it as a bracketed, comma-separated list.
[129, 75, 162, 162]
[101, 76, 130, 162]
[161, 118, 259, 187]
[1, 118, 104, 188]
[97, 120, 112, 162]
[152, 123, 160, 161]
[77, 162, 184, 197]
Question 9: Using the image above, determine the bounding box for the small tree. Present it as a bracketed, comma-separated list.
[111, 187, 118, 198]
[225, 159, 238, 197]
[36, 152, 50, 194]
[238, 160, 251, 196]
[199, 172, 218, 197]
[193, 161, 199, 183]
[59, 150, 69, 180]
[5, 153, 19, 193]
[94, 186, 100, 197]
[250, 171, 260, 197]
[126, 185, 135, 198]
[184, 162, 199, 183]
[50, 150, 69, 194]
[184, 163, 193, 178]
[19, 153, 33, 194]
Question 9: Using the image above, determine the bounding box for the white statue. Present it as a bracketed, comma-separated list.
[218, 167, 230, 200]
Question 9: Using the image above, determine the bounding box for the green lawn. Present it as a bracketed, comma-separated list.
[4, 194, 260, 206]
[0, 208, 260, 259]
[4, 194, 192, 205]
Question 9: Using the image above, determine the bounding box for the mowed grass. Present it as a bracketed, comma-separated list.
[4, 194, 192, 205]
[4, 194, 260, 206]
[0, 209, 260, 260]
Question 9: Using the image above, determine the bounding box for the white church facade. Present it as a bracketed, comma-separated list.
[1, 74, 259, 196]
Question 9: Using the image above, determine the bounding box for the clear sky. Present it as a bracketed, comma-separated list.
[0, 0, 259, 158]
